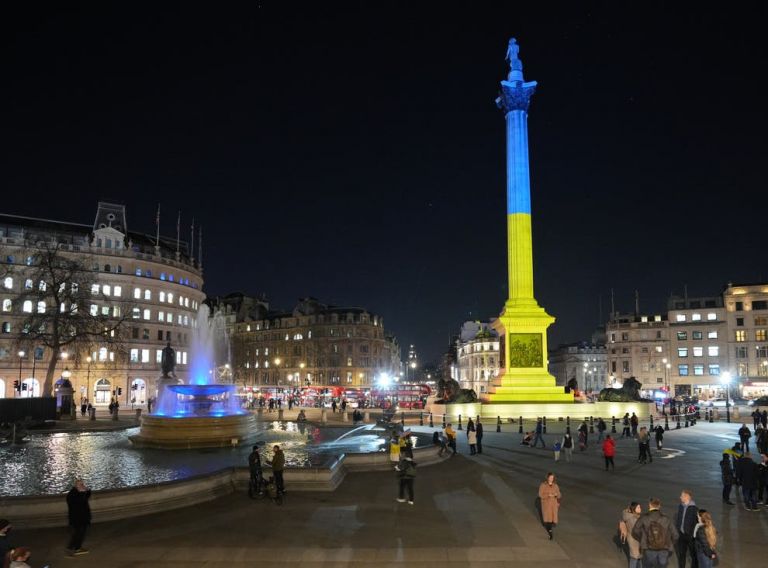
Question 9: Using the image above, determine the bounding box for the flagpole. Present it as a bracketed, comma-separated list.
[154, 204, 161, 255]
[175, 211, 181, 260]
[190, 217, 195, 263]
[198, 226, 203, 269]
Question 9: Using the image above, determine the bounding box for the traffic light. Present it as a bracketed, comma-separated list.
[21, 383, 28, 391]
[117, 387, 123, 396]
[13, 380, 19, 391]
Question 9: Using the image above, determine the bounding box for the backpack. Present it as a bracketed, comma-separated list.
[647, 518, 668, 550]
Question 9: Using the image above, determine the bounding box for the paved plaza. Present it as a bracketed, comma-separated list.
[13, 421, 767, 567]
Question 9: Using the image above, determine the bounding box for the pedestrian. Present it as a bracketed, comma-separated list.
[1, 519, 16, 566]
[537, 472, 561, 540]
[631, 497, 679, 568]
[602, 434, 616, 471]
[737, 452, 759, 510]
[553, 440, 561, 462]
[444, 423, 457, 455]
[654, 424, 664, 450]
[80, 398, 87, 417]
[269, 445, 285, 494]
[561, 432, 574, 462]
[597, 417, 607, 442]
[720, 452, 735, 505]
[8, 547, 32, 568]
[147, 397, 153, 414]
[389, 434, 401, 464]
[467, 428, 477, 455]
[621, 413, 631, 438]
[331, 400, 337, 413]
[630, 413, 639, 438]
[693, 510, 718, 568]
[475, 417, 484, 454]
[436, 431, 448, 456]
[762, 409, 768, 429]
[341, 399, 347, 412]
[638, 427, 652, 464]
[531, 418, 546, 449]
[618, 502, 643, 568]
[675, 489, 698, 568]
[738, 423, 752, 453]
[578, 420, 588, 448]
[395, 456, 416, 505]
[466, 417, 475, 434]
[66, 479, 92, 556]
[757, 453, 768, 506]
[752, 409, 761, 431]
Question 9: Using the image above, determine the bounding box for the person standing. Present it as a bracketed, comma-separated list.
[389, 434, 402, 464]
[602, 434, 616, 472]
[331, 400, 337, 414]
[752, 410, 761, 431]
[738, 452, 759, 510]
[531, 418, 546, 449]
[675, 489, 698, 568]
[444, 423, 457, 455]
[561, 432, 574, 463]
[638, 427, 652, 464]
[578, 420, 588, 449]
[66, 479, 92, 556]
[395, 456, 416, 505]
[621, 413, 631, 438]
[762, 409, 768, 429]
[467, 427, 478, 455]
[596, 418, 607, 442]
[619, 502, 643, 568]
[654, 424, 665, 450]
[757, 453, 768, 506]
[466, 417, 475, 435]
[630, 413, 639, 438]
[553, 440, 561, 462]
[693, 510, 718, 568]
[537, 472, 561, 540]
[738, 423, 752, 453]
[269, 445, 285, 495]
[720, 452, 735, 505]
[632, 497, 678, 568]
[475, 417, 484, 454]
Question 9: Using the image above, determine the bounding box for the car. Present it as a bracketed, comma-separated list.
[701, 398, 730, 408]
[748, 396, 768, 408]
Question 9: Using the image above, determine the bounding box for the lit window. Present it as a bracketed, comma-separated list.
[24, 279, 33, 289]
[158, 311, 165, 322]
[179, 296, 183, 306]
[134, 288, 141, 299]
[98, 347, 108, 361]
[38, 281, 47, 291]
[708, 346, 719, 356]
[169, 274, 174, 282]
[141, 349, 150, 363]
[167, 293, 174, 303]
[692, 331, 703, 340]
[708, 331, 718, 339]
[678, 364, 689, 376]
[160, 273, 166, 281]
[130, 349, 139, 363]
[91, 284, 100, 295]
[294, 333, 303, 340]
[678, 348, 688, 358]
[114, 286, 122, 297]
[2, 277, 12, 289]
[132, 308, 140, 319]
[184, 298, 189, 307]
[113, 306, 121, 317]
[101, 306, 110, 316]
[135, 267, 142, 276]
[144, 290, 151, 300]
[177, 314, 182, 324]
[693, 347, 703, 357]
[677, 331, 687, 340]
[655, 346, 663, 353]
[709, 364, 720, 375]
[347, 357, 353, 366]
[736, 330, 747, 342]
[159, 292, 166, 302]
[707, 313, 717, 321]
[37, 301, 46, 313]
[156, 350, 163, 363]
[143, 309, 150, 320]
[182, 352, 187, 364]
[2, 322, 10, 333]
[757, 329, 767, 341]
[641, 316, 648, 323]
[183, 315, 188, 326]
[1, 299, 11, 312]
[103, 285, 111, 296]
[90, 305, 98, 316]
[676, 314, 686, 322]
[693, 365, 704, 376]
[691, 313, 701, 321]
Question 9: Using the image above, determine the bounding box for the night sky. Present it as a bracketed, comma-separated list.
[2, 2, 767, 365]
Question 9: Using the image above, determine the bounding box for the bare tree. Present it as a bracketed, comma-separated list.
[15, 242, 133, 396]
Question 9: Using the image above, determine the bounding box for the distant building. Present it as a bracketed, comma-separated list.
[723, 283, 768, 397]
[549, 342, 608, 393]
[230, 297, 400, 389]
[605, 312, 670, 392]
[453, 321, 500, 395]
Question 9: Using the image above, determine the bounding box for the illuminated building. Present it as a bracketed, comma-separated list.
[454, 321, 500, 395]
[549, 342, 608, 393]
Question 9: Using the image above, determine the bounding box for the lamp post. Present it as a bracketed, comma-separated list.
[662, 358, 670, 414]
[85, 356, 92, 402]
[274, 358, 282, 391]
[722, 371, 732, 423]
[18, 350, 25, 397]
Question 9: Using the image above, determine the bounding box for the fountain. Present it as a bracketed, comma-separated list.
[130, 305, 257, 449]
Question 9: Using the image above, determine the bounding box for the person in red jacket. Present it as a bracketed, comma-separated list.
[603, 434, 616, 471]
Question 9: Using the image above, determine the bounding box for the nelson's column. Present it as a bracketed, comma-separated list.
[484, 38, 573, 404]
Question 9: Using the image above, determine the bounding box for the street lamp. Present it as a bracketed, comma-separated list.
[17, 350, 25, 397]
[274, 358, 281, 387]
[722, 371, 732, 423]
[662, 358, 670, 414]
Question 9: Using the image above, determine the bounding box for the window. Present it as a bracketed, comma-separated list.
[143, 309, 150, 320]
[141, 349, 150, 363]
[144, 290, 151, 300]
[89, 304, 98, 316]
[757, 329, 767, 341]
[708, 330, 718, 339]
[113, 286, 122, 297]
[693, 347, 703, 357]
[622, 361, 630, 373]
[756, 316, 768, 326]
[736, 301, 744, 311]
[167, 293, 173, 303]
[130, 349, 139, 363]
[622, 347, 629, 354]
[708, 346, 719, 357]
[707, 313, 717, 321]
[184, 298, 189, 307]
[179, 296, 183, 306]
[736, 346, 748, 359]
[134, 288, 141, 299]
[693, 365, 704, 376]
[38, 280, 47, 291]
[104, 264, 111, 272]
[158, 311, 165, 322]
[101, 306, 110, 316]
[2, 277, 12, 289]
[692, 313, 701, 321]
[738, 363, 748, 377]
[156, 350, 163, 363]
[24, 279, 33, 289]
[159, 292, 166, 302]
[294, 333, 303, 340]
[102, 285, 111, 296]
[143, 328, 150, 340]
[709, 364, 720, 375]
[91, 284, 100, 295]
[757, 346, 768, 358]
[676, 314, 686, 322]
[135, 267, 142, 276]
[1, 299, 11, 312]
[655, 346, 663, 353]
[132, 308, 140, 319]
[36, 301, 46, 313]
[347, 357, 353, 366]
[692, 331, 703, 340]
[677, 347, 688, 358]
[736, 330, 747, 342]
[678, 364, 689, 376]
[98, 347, 108, 361]
[676, 331, 688, 340]
[2, 322, 10, 333]
[113, 306, 120, 317]
[753, 300, 768, 310]
[621, 332, 629, 341]
[736, 317, 744, 327]
[160, 273, 166, 281]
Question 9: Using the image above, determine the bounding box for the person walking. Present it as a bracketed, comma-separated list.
[675, 489, 698, 568]
[537, 472, 561, 540]
[444, 423, 457, 456]
[621, 413, 631, 438]
[738, 452, 759, 510]
[762, 409, 768, 429]
[638, 427, 652, 464]
[720, 452, 735, 505]
[654, 424, 665, 450]
[66, 479, 92, 556]
[561, 432, 574, 463]
[531, 418, 546, 449]
[632, 497, 679, 568]
[467, 428, 478, 455]
[331, 400, 337, 414]
[752, 409, 761, 431]
[630, 413, 639, 438]
[578, 420, 588, 449]
[475, 417, 484, 454]
[738, 423, 752, 453]
[269, 445, 286, 495]
[693, 510, 718, 568]
[619, 502, 643, 568]
[395, 456, 416, 505]
[602, 434, 616, 472]
[597, 418, 607, 442]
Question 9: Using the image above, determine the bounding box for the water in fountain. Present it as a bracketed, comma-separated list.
[152, 304, 244, 417]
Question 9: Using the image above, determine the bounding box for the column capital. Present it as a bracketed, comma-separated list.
[497, 80, 537, 113]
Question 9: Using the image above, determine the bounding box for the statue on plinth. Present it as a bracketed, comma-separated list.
[161, 342, 176, 378]
[598, 377, 650, 402]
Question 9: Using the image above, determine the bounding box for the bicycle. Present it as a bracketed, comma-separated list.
[249, 472, 284, 505]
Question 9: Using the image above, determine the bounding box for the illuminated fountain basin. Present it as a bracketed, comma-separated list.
[130, 384, 257, 449]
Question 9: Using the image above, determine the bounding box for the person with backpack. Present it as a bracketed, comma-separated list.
[739, 423, 752, 453]
[693, 510, 718, 568]
[394, 456, 416, 505]
[621, 413, 631, 438]
[631, 497, 678, 568]
[654, 424, 665, 450]
[675, 489, 698, 568]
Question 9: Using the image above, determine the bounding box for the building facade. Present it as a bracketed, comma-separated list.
[230, 297, 401, 389]
[0, 203, 205, 405]
[454, 321, 500, 395]
[723, 283, 768, 397]
[605, 312, 670, 392]
[549, 342, 608, 393]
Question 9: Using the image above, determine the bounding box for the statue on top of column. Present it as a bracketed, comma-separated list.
[506, 38, 520, 62]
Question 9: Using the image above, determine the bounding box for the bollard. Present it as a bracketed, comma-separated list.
[676, 415, 681, 429]
[364, 411, 370, 423]
[497, 416, 502, 433]
[419, 412, 424, 426]
[279, 408, 285, 420]
[340, 410, 347, 422]
[589, 416, 594, 434]
[321, 408, 328, 424]
[611, 416, 617, 433]
[458, 414, 463, 430]
[684, 414, 689, 427]
[566, 416, 571, 434]
[112, 407, 119, 421]
[543, 416, 547, 434]
[664, 414, 669, 431]
[442, 414, 446, 429]
[709, 409, 713, 423]
[519, 416, 523, 434]
[89, 407, 96, 421]
[650, 414, 654, 430]
[401, 412, 405, 427]
[429, 413, 434, 428]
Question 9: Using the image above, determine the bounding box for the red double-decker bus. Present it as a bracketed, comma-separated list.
[370, 383, 431, 409]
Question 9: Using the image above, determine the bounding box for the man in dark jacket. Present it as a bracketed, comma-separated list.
[632, 497, 678, 568]
[739, 423, 752, 453]
[475, 417, 484, 454]
[395, 456, 416, 505]
[269, 445, 286, 494]
[757, 453, 768, 506]
[739, 453, 759, 510]
[675, 489, 698, 568]
[66, 479, 92, 556]
[720, 453, 735, 505]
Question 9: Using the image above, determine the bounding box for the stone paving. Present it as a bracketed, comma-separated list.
[11, 421, 767, 567]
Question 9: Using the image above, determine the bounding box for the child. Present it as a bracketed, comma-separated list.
[553, 441, 562, 462]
